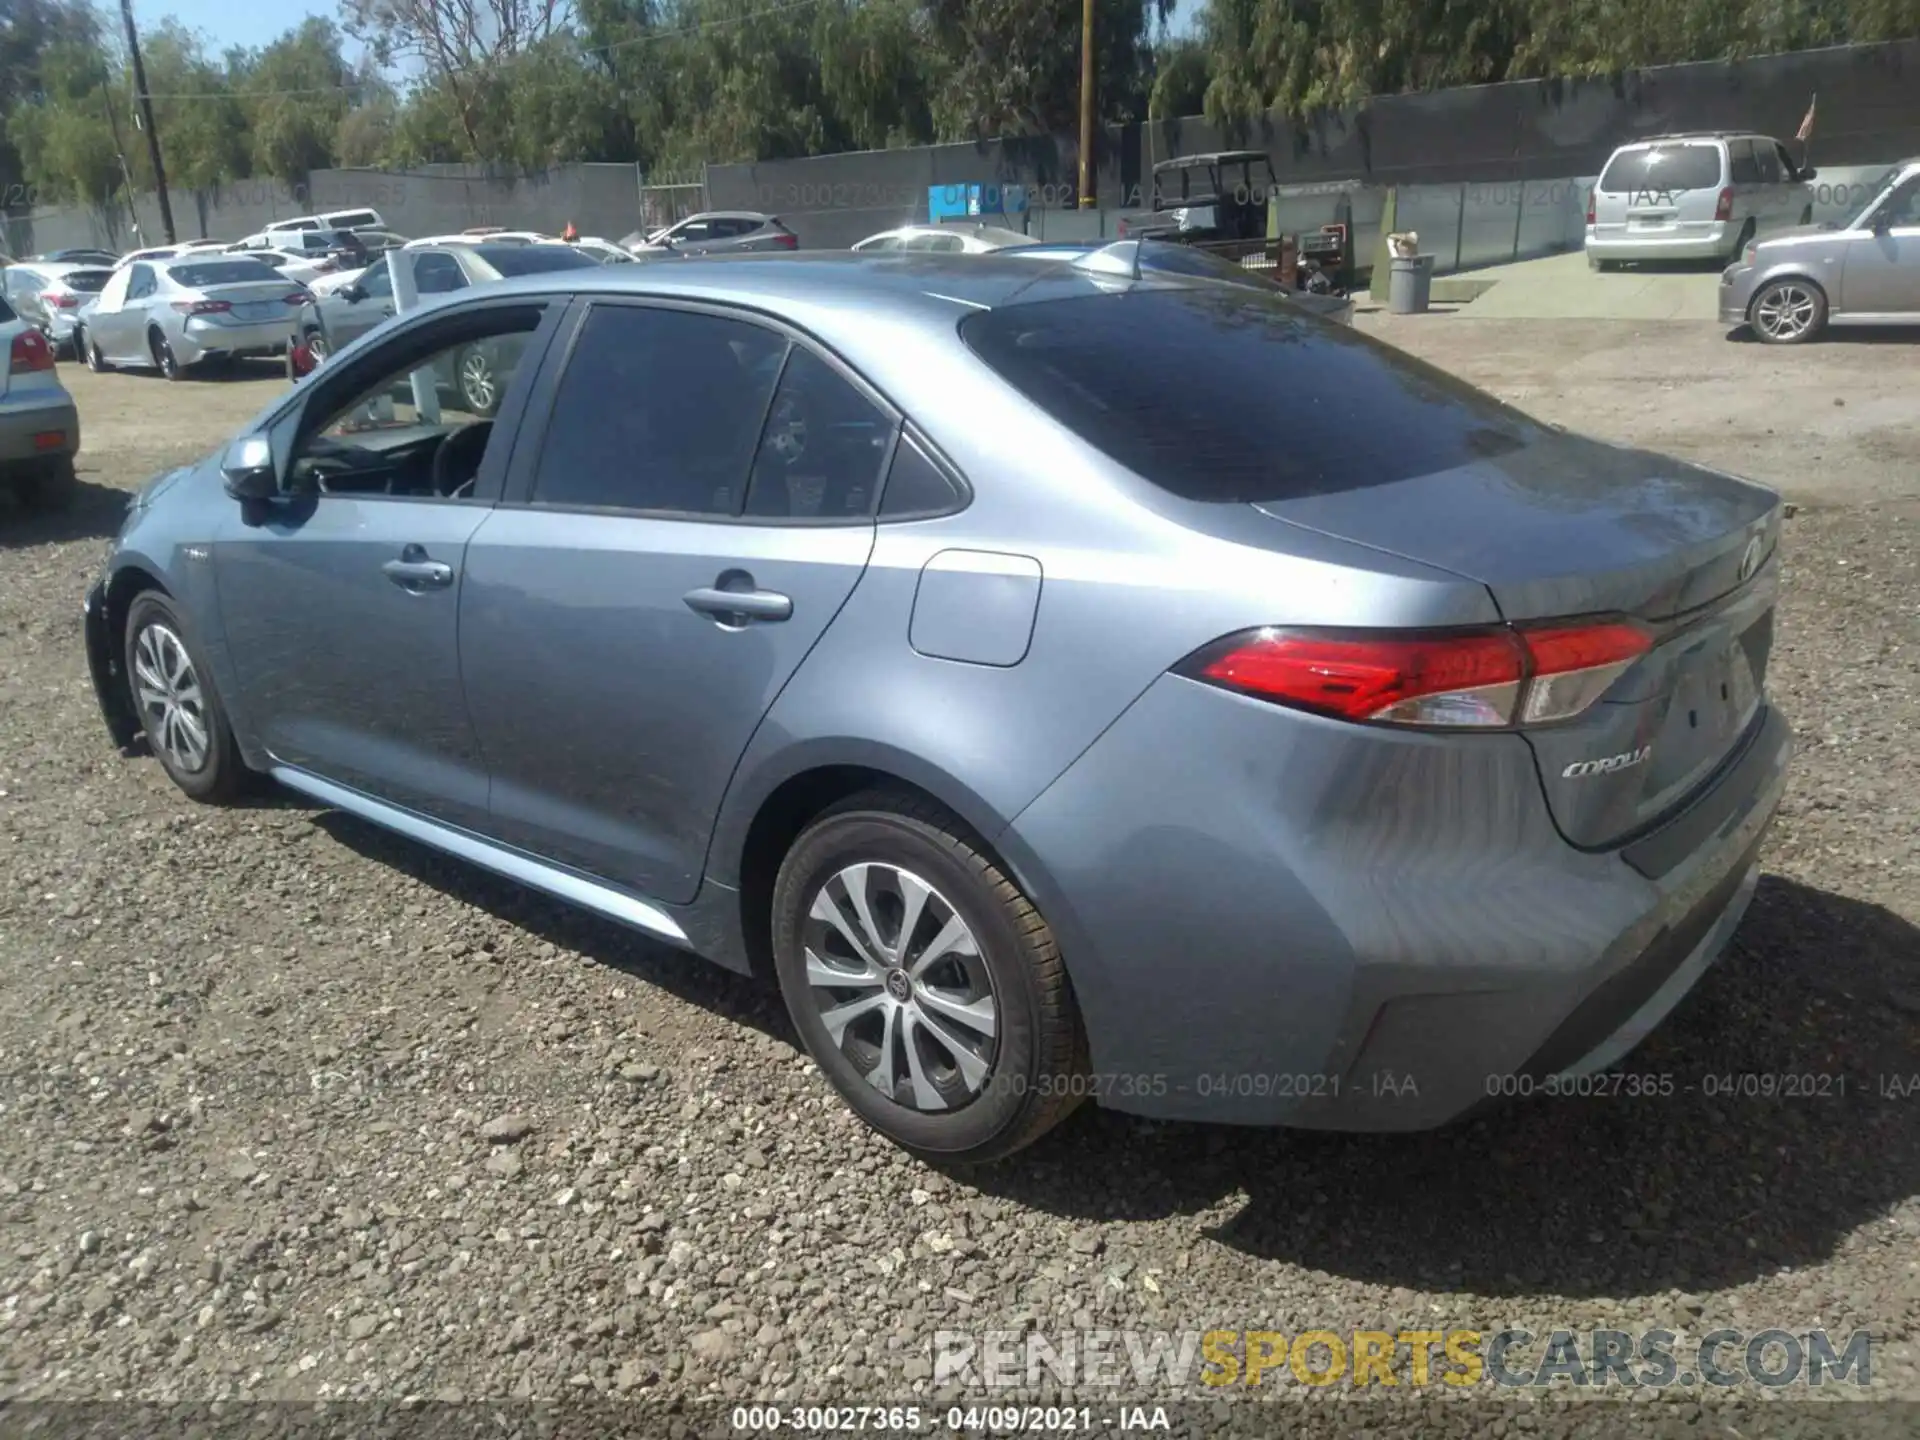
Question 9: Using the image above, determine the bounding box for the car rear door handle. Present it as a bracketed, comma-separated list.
[684, 585, 792, 624]
[383, 555, 454, 590]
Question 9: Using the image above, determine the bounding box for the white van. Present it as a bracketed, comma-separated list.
[1586, 133, 1814, 269]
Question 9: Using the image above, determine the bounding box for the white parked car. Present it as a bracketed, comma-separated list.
[851, 224, 1040, 254]
[1586, 132, 1816, 269]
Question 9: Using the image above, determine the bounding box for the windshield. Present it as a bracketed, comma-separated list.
[171, 259, 283, 287]
[1847, 167, 1905, 229]
[961, 287, 1537, 503]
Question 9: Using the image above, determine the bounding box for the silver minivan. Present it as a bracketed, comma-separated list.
[1587, 133, 1814, 268]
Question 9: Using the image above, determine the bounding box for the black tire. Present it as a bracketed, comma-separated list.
[1748, 277, 1828, 345]
[149, 328, 184, 382]
[771, 790, 1086, 1164]
[1800, 205, 1814, 226]
[80, 327, 110, 373]
[123, 592, 250, 804]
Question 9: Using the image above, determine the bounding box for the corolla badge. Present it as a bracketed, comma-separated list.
[1563, 745, 1652, 779]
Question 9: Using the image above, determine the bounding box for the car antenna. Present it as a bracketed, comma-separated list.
[1071, 239, 1145, 282]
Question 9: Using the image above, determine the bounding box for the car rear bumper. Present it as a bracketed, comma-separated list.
[0, 387, 79, 464]
[1586, 225, 1734, 261]
[175, 318, 297, 362]
[1003, 675, 1792, 1130]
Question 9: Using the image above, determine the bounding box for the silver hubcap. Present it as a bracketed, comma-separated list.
[308, 331, 329, 359]
[1755, 284, 1817, 340]
[460, 353, 495, 410]
[132, 622, 210, 774]
[803, 862, 997, 1112]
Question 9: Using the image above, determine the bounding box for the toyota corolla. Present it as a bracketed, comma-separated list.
[83, 246, 1791, 1161]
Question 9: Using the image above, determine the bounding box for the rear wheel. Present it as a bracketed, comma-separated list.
[1749, 277, 1826, 344]
[123, 593, 248, 803]
[149, 329, 184, 381]
[771, 792, 1086, 1164]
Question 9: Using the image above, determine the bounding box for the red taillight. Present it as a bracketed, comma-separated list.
[1714, 187, 1734, 222]
[171, 299, 231, 316]
[771, 232, 798, 250]
[285, 292, 309, 306]
[9, 327, 54, 373]
[1117, 218, 1130, 238]
[46, 293, 80, 309]
[1184, 620, 1652, 729]
[1585, 189, 1595, 226]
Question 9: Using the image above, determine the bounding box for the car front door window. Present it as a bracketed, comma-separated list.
[412, 253, 469, 295]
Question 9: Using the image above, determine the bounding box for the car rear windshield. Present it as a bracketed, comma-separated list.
[61, 269, 112, 293]
[1598, 144, 1723, 193]
[475, 244, 603, 275]
[959, 288, 1537, 503]
[171, 260, 282, 287]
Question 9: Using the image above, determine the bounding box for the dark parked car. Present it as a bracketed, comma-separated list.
[86, 252, 1789, 1163]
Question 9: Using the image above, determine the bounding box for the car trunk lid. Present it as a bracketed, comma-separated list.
[1252, 432, 1782, 849]
[192, 280, 303, 324]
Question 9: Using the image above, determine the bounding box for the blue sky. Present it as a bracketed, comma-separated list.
[137, 0, 341, 54]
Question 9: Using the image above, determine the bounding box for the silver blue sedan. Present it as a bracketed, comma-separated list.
[74, 254, 307, 378]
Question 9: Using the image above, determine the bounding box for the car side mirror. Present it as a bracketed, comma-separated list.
[340, 283, 365, 303]
[221, 435, 279, 501]
[1870, 209, 1895, 234]
[1797, 166, 1818, 182]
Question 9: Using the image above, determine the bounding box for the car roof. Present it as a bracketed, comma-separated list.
[682, 211, 775, 223]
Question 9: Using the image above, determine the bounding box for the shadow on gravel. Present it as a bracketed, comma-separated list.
[0, 470, 129, 548]
[310, 810, 798, 1045]
[970, 874, 1920, 1301]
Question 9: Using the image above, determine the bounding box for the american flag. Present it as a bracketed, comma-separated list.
[1796, 94, 1817, 144]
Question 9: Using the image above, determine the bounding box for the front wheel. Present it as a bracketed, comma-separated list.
[1749, 278, 1827, 344]
[123, 593, 249, 803]
[771, 792, 1086, 1164]
[79, 327, 110, 373]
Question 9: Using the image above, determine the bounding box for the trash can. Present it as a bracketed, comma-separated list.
[1388, 253, 1435, 314]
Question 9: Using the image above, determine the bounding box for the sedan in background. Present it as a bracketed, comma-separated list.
[0, 293, 78, 511]
[852, 224, 1040, 254]
[1720, 157, 1920, 343]
[622, 211, 799, 257]
[75, 255, 306, 379]
[86, 251, 1788, 1163]
[4, 261, 114, 355]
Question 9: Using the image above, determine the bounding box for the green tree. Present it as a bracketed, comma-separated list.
[139, 21, 248, 192]
[235, 19, 360, 185]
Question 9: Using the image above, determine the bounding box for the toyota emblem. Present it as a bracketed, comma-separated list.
[1738, 534, 1763, 584]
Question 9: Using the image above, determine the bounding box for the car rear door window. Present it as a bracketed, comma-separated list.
[961, 287, 1538, 504]
[1728, 141, 1761, 184]
[1598, 145, 1722, 193]
[530, 304, 788, 516]
[1752, 141, 1782, 184]
[879, 432, 966, 519]
[743, 348, 895, 519]
[126, 265, 155, 300]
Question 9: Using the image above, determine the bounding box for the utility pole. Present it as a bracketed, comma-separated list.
[117, 0, 175, 244]
[1078, 0, 1096, 208]
[97, 88, 142, 245]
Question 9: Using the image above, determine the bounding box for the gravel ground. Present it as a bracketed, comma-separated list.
[1, 327, 1916, 1438]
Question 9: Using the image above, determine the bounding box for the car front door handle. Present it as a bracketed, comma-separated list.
[683, 585, 792, 624]
[383, 557, 454, 590]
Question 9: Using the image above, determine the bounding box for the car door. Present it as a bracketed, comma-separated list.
[1838, 174, 1920, 315]
[321, 261, 395, 349]
[211, 296, 565, 830]
[94, 264, 152, 361]
[458, 298, 895, 904]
